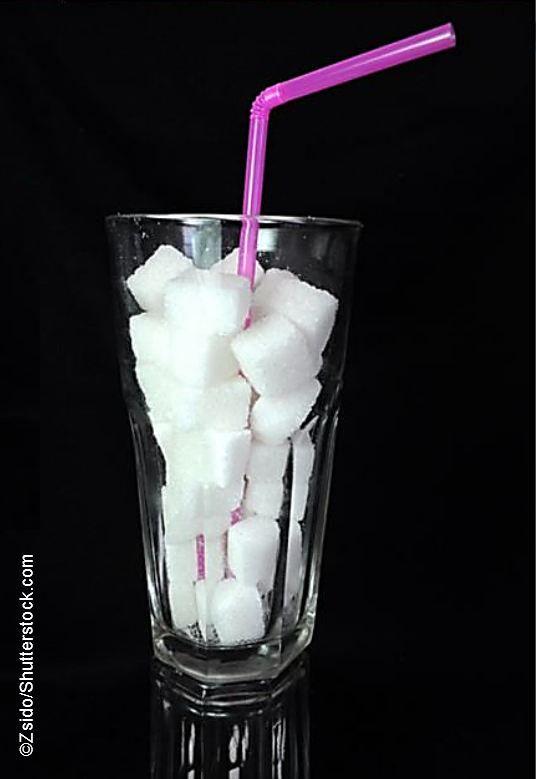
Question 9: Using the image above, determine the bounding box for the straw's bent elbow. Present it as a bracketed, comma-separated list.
[251, 84, 284, 117]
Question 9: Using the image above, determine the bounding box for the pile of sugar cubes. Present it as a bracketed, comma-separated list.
[126, 243, 338, 645]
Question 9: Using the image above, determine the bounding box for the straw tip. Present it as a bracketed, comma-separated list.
[445, 22, 457, 47]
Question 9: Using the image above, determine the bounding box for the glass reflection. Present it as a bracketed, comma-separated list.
[151, 657, 310, 778]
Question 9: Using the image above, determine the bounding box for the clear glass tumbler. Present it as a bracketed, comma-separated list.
[106, 215, 361, 686]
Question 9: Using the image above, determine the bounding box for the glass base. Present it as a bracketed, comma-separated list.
[152, 619, 313, 696]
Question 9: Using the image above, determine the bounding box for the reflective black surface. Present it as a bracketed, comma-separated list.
[151, 658, 310, 778]
[33, 646, 530, 778]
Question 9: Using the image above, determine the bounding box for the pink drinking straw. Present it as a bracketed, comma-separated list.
[214, 24, 457, 586]
[237, 23, 456, 284]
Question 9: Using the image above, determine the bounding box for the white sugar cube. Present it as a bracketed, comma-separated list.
[210, 248, 265, 288]
[152, 377, 250, 432]
[165, 540, 197, 628]
[165, 430, 206, 483]
[168, 578, 197, 629]
[246, 440, 290, 483]
[194, 579, 211, 641]
[231, 313, 317, 397]
[158, 386, 223, 433]
[129, 313, 170, 367]
[198, 514, 233, 540]
[164, 268, 251, 336]
[244, 479, 284, 518]
[168, 386, 204, 431]
[290, 428, 315, 524]
[199, 376, 251, 430]
[161, 482, 212, 536]
[163, 483, 234, 542]
[165, 509, 232, 544]
[164, 477, 244, 524]
[126, 244, 191, 313]
[204, 429, 251, 487]
[162, 485, 202, 542]
[135, 362, 181, 422]
[253, 268, 338, 356]
[211, 579, 265, 644]
[228, 517, 280, 592]
[243, 513, 278, 523]
[284, 521, 303, 606]
[195, 534, 226, 640]
[199, 480, 244, 516]
[168, 328, 239, 388]
[250, 379, 321, 444]
[152, 419, 174, 464]
[165, 430, 250, 488]
[166, 539, 197, 582]
[203, 534, 226, 586]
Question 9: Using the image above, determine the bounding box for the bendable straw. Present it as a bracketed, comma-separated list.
[237, 23, 456, 284]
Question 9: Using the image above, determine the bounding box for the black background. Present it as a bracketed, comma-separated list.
[2, 1, 534, 777]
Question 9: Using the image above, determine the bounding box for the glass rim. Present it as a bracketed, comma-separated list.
[105, 212, 363, 230]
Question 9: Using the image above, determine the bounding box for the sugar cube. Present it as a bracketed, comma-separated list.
[284, 521, 303, 606]
[246, 439, 290, 483]
[195, 534, 226, 640]
[211, 579, 265, 644]
[231, 313, 317, 397]
[164, 430, 206, 483]
[164, 267, 251, 336]
[199, 376, 251, 430]
[290, 428, 315, 524]
[168, 328, 239, 387]
[129, 313, 170, 367]
[253, 268, 338, 356]
[164, 429, 250, 488]
[200, 480, 244, 516]
[126, 244, 191, 313]
[162, 485, 203, 542]
[203, 533, 226, 586]
[167, 386, 203, 431]
[204, 429, 251, 488]
[197, 514, 233, 540]
[166, 539, 197, 582]
[228, 517, 280, 592]
[165, 540, 198, 628]
[151, 377, 251, 432]
[243, 513, 278, 523]
[194, 579, 211, 641]
[164, 477, 244, 522]
[135, 362, 181, 422]
[250, 379, 321, 443]
[152, 419, 174, 462]
[165, 515, 232, 545]
[244, 479, 284, 518]
[210, 248, 265, 288]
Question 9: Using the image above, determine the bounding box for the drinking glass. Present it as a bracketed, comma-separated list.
[106, 214, 361, 686]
